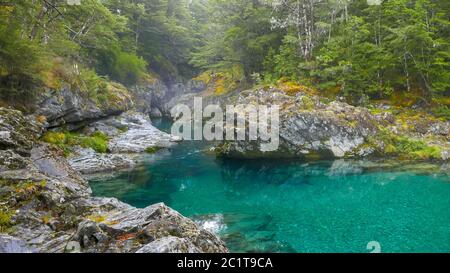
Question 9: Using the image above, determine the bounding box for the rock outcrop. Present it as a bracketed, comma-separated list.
[0, 107, 227, 253]
[130, 77, 207, 118]
[130, 78, 168, 116]
[206, 87, 449, 160]
[68, 111, 180, 174]
[36, 84, 134, 130]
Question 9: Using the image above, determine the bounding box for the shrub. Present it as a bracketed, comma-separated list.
[432, 106, 450, 121]
[0, 210, 13, 233]
[112, 52, 147, 85]
[370, 129, 443, 160]
[41, 131, 109, 155]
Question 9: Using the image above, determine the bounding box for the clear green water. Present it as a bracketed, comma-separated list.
[90, 119, 450, 253]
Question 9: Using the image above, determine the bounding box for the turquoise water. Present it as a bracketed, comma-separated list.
[90, 119, 450, 253]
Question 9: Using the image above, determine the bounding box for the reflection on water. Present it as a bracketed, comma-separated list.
[90, 119, 450, 253]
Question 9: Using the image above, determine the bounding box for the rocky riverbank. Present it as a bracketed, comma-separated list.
[220, 87, 448, 161]
[162, 84, 449, 161]
[0, 91, 227, 253]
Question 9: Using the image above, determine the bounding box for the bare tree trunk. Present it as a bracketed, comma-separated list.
[29, 4, 47, 41]
[404, 49, 411, 93]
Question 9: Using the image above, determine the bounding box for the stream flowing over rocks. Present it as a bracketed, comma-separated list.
[0, 104, 227, 253]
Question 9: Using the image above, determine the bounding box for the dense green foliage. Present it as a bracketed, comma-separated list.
[0, 0, 200, 102]
[42, 131, 109, 155]
[0, 0, 448, 105]
[192, 0, 449, 104]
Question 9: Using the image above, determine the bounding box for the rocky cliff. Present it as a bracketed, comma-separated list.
[216, 87, 449, 160]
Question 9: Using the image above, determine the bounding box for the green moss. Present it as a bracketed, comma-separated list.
[300, 96, 315, 110]
[117, 126, 129, 133]
[369, 129, 443, 160]
[145, 146, 164, 154]
[412, 146, 442, 160]
[196, 65, 245, 96]
[0, 179, 47, 233]
[0, 210, 13, 233]
[87, 214, 106, 223]
[79, 131, 109, 153]
[384, 144, 397, 154]
[41, 131, 109, 155]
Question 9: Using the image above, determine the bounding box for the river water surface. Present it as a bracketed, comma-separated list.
[90, 119, 450, 253]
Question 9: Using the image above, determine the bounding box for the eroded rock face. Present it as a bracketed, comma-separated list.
[130, 79, 168, 115]
[0, 108, 228, 253]
[217, 88, 379, 159]
[36, 85, 133, 130]
[0, 108, 44, 156]
[214, 88, 449, 160]
[129, 78, 206, 118]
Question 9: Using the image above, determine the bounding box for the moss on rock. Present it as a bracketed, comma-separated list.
[41, 131, 109, 155]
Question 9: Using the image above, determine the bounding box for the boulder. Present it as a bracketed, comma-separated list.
[36, 84, 133, 130]
[69, 111, 180, 174]
[107, 111, 180, 153]
[215, 88, 449, 160]
[68, 148, 138, 175]
[217, 88, 378, 159]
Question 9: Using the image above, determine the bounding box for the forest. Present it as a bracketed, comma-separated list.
[0, 0, 449, 111]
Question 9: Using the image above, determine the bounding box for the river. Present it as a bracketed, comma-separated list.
[89, 118, 450, 253]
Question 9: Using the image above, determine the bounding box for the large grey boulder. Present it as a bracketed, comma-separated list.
[108, 112, 180, 153]
[216, 88, 378, 159]
[68, 147, 138, 175]
[36, 84, 133, 130]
